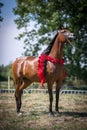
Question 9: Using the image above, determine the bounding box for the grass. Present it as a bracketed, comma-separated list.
[0, 93, 87, 130]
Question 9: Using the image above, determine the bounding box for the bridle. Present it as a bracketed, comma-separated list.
[66, 37, 87, 54]
[61, 31, 87, 54]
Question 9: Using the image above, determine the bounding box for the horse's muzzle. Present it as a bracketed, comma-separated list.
[68, 33, 76, 40]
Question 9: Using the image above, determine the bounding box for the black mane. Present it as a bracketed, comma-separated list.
[42, 32, 58, 55]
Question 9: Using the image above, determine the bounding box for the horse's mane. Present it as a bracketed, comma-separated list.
[42, 32, 58, 55]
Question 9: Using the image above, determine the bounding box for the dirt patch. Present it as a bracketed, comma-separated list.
[0, 93, 87, 130]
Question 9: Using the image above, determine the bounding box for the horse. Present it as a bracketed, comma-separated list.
[12, 28, 76, 116]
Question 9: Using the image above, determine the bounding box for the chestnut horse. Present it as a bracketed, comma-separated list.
[12, 28, 75, 116]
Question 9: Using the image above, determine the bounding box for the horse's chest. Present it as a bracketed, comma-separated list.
[47, 62, 56, 73]
[47, 61, 64, 75]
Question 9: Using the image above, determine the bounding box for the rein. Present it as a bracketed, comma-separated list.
[38, 54, 65, 87]
[66, 38, 87, 54]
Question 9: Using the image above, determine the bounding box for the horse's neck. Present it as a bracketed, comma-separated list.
[49, 36, 64, 59]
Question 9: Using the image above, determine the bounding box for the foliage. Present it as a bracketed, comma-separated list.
[0, 64, 13, 81]
[13, 0, 87, 82]
[0, 2, 4, 22]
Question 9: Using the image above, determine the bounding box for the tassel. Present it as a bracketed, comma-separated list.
[38, 54, 66, 87]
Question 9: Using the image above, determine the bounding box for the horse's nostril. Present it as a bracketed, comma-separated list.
[74, 35, 77, 40]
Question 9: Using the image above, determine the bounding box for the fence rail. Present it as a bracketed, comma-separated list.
[0, 89, 87, 95]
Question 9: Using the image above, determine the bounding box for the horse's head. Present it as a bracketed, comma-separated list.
[42, 28, 76, 56]
[58, 28, 76, 43]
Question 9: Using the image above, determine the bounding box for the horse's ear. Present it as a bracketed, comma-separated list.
[63, 23, 69, 29]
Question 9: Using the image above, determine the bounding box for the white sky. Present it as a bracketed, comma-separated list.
[0, 0, 46, 66]
[0, 0, 24, 65]
[0, 18, 24, 65]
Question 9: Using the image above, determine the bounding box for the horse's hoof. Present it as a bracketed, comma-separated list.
[55, 111, 61, 116]
[17, 112, 23, 117]
[49, 112, 55, 117]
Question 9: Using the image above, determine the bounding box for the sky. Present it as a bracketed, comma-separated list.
[0, 0, 47, 66]
[0, 0, 24, 66]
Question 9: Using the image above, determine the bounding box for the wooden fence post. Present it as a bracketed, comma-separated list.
[8, 76, 10, 90]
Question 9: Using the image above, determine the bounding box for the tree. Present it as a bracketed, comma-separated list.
[13, 0, 87, 83]
[0, 64, 13, 81]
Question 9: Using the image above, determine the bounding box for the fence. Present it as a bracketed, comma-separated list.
[0, 89, 87, 95]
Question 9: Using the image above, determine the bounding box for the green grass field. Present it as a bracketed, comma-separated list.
[0, 93, 87, 130]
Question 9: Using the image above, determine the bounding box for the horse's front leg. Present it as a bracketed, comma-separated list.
[55, 81, 62, 114]
[47, 82, 54, 115]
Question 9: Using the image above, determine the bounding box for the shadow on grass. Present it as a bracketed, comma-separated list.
[28, 110, 87, 118]
[60, 111, 87, 117]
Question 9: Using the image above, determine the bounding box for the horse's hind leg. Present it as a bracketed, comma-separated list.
[15, 88, 23, 114]
[15, 78, 31, 115]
